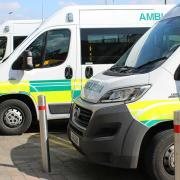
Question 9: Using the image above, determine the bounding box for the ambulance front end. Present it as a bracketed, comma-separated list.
[68, 5, 180, 170]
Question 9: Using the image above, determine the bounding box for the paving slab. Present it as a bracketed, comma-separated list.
[0, 128, 150, 180]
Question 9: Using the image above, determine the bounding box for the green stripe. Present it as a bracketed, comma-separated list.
[30, 80, 70, 83]
[73, 90, 81, 100]
[30, 86, 71, 92]
[30, 80, 71, 92]
[141, 120, 164, 127]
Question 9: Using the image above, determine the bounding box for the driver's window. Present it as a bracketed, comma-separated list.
[27, 33, 46, 68]
[26, 29, 70, 68]
[43, 29, 70, 68]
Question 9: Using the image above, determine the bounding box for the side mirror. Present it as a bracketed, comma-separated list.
[174, 65, 180, 80]
[22, 50, 34, 71]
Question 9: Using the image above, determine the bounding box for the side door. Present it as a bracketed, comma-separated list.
[12, 26, 77, 119]
[80, 28, 149, 86]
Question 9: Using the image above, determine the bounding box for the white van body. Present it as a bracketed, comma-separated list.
[68, 4, 180, 180]
[0, 5, 174, 135]
[0, 20, 42, 61]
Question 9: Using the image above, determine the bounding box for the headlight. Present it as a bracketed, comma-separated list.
[99, 85, 151, 103]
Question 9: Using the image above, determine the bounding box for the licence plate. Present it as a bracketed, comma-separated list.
[70, 131, 79, 147]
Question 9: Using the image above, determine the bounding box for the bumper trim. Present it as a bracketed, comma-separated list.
[68, 98, 148, 169]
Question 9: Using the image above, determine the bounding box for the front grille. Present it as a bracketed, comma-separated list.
[74, 105, 92, 128]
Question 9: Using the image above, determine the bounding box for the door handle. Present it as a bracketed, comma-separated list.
[65, 66, 73, 79]
[85, 66, 93, 79]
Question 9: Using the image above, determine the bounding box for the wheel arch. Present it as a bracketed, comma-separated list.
[138, 120, 173, 167]
[0, 94, 38, 122]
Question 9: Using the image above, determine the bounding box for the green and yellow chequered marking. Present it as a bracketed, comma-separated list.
[1, 80, 178, 128]
[71, 79, 81, 100]
[29, 79, 84, 103]
[0, 79, 85, 105]
[30, 80, 72, 103]
[127, 99, 180, 127]
[71, 79, 87, 100]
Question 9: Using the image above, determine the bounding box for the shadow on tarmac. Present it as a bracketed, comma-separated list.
[9, 120, 151, 180]
[27, 119, 68, 134]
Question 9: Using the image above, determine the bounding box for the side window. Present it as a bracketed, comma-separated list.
[13, 36, 27, 50]
[43, 29, 70, 67]
[25, 29, 70, 69]
[27, 33, 46, 68]
[81, 28, 149, 65]
[0, 37, 7, 60]
[163, 34, 180, 52]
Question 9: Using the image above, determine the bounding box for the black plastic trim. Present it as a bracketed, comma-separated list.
[49, 103, 71, 114]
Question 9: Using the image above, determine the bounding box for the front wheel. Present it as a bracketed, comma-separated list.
[0, 99, 32, 135]
[145, 129, 174, 180]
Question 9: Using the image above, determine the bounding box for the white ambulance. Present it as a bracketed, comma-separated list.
[0, 5, 173, 135]
[69, 4, 180, 180]
[0, 20, 42, 61]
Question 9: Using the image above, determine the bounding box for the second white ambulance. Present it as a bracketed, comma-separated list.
[0, 5, 173, 135]
[0, 20, 42, 61]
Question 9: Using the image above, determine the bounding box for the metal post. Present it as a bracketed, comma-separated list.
[174, 111, 180, 180]
[38, 95, 51, 172]
[165, 0, 167, 5]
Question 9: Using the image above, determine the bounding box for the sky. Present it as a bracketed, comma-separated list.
[0, 0, 179, 24]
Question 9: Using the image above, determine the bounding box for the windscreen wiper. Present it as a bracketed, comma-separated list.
[136, 57, 167, 69]
[110, 65, 135, 71]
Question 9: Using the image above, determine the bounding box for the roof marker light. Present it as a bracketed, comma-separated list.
[66, 13, 73, 22]
[3, 26, 10, 33]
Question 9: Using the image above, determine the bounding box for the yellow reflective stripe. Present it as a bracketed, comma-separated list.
[71, 79, 87, 90]
[19, 81, 30, 92]
[0, 79, 88, 104]
[128, 99, 180, 122]
[31, 91, 72, 103]
[82, 79, 87, 87]
[0, 81, 30, 94]
[71, 79, 81, 90]
[128, 99, 179, 110]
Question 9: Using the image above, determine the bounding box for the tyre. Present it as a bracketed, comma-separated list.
[145, 129, 174, 180]
[0, 99, 32, 135]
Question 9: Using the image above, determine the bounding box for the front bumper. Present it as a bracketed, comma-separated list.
[68, 98, 148, 169]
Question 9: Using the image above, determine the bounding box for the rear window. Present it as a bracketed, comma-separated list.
[0, 37, 7, 60]
[13, 36, 27, 50]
